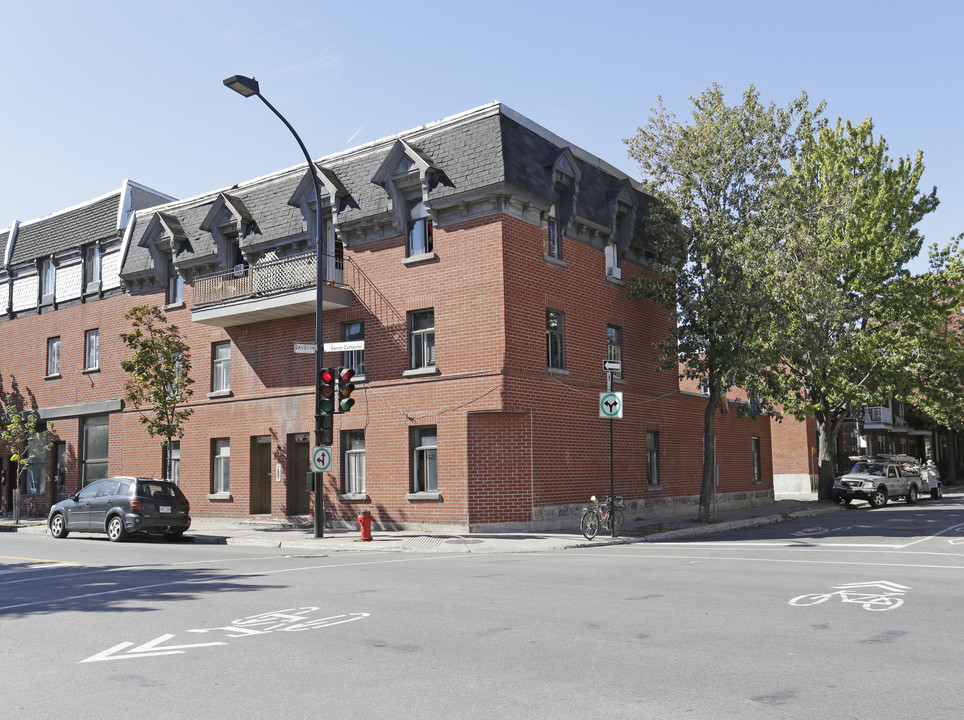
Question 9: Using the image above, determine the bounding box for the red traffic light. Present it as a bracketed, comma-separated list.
[321, 368, 335, 384]
[339, 367, 355, 383]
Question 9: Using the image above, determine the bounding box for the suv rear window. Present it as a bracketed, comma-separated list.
[136, 482, 183, 499]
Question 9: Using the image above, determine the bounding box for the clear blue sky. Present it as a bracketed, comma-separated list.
[2, 0, 961, 272]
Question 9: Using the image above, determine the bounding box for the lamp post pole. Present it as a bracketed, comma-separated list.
[223, 75, 327, 537]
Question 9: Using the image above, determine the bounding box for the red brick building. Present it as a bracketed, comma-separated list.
[1, 103, 773, 530]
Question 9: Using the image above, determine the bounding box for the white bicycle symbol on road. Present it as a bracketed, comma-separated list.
[789, 581, 910, 612]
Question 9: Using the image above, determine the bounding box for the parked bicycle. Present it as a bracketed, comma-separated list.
[580, 495, 625, 539]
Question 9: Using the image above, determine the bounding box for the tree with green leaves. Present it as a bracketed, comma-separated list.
[624, 84, 820, 521]
[120, 305, 195, 480]
[0, 394, 53, 525]
[765, 118, 961, 499]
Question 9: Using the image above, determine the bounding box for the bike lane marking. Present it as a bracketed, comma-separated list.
[81, 608, 370, 663]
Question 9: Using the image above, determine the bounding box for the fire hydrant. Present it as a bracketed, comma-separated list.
[357, 509, 373, 541]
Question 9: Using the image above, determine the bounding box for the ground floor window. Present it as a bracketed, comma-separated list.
[212, 438, 230, 494]
[646, 431, 660, 486]
[26, 434, 46, 494]
[752, 437, 761, 485]
[411, 426, 437, 493]
[343, 431, 365, 494]
[165, 441, 181, 485]
[82, 415, 109, 486]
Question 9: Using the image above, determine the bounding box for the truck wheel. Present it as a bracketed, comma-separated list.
[868, 489, 888, 509]
[906, 485, 918, 505]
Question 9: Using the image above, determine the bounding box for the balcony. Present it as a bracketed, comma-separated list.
[192, 251, 351, 328]
[863, 406, 893, 431]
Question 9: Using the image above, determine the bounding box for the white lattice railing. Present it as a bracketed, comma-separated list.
[194, 251, 342, 306]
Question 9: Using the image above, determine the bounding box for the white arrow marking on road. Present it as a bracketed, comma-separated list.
[948, 537, 964, 545]
[80, 634, 226, 663]
[832, 581, 910, 593]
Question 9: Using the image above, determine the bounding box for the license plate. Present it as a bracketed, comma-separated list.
[159, 506, 172, 514]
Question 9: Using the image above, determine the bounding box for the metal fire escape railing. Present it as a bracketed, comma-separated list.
[193, 251, 343, 307]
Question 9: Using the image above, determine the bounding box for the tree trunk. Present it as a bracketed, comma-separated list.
[698, 388, 720, 522]
[12, 477, 20, 526]
[815, 420, 837, 501]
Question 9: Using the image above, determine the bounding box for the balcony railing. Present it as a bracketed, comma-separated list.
[194, 251, 342, 307]
[863, 406, 893, 429]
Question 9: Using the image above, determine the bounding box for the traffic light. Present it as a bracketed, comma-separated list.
[317, 415, 333, 446]
[320, 368, 337, 415]
[338, 367, 356, 412]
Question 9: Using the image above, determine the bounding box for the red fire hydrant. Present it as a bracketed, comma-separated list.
[357, 509, 372, 541]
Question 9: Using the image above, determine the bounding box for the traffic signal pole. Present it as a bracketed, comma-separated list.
[608, 369, 615, 537]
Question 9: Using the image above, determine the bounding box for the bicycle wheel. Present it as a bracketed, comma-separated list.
[788, 594, 831, 607]
[609, 508, 625, 537]
[580, 510, 599, 540]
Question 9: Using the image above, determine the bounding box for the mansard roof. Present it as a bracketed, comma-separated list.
[10, 192, 121, 265]
[122, 102, 653, 276]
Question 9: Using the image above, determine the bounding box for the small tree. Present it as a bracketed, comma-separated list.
[120, 306, 195, 480]
[0, 394, 53, 525]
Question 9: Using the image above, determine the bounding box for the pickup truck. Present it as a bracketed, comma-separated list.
[832, 457, 943, 508]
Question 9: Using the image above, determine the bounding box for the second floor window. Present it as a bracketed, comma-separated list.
[542, 204, 560, 259]
[607, 326, 622, 379]
[47, 336, 61, 376]
[342, 321, 365, 376]
[546, 310, 565, 369]
[84, 329, 99, 370]
[409, 309, 435, 369]
[212, 341, 231, 392]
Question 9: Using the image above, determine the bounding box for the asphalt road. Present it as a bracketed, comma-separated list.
[4, 497, 964, 720]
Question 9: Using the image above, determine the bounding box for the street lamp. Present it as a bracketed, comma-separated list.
[223, 74, 327, 538]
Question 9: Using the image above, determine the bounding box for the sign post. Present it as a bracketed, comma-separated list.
[601, 360, 623, 537]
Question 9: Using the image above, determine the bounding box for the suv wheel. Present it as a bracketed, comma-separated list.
[868, 489, 888, 509]
[107, 516, 128, 542]
[906, 485, 918, 505]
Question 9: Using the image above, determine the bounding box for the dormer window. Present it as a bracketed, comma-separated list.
[542, 204, 560, 259]
[84, 245, 101, 292]
[407, 200, 433, 257]
[167, 260, 184, 305]
[41, 257, 56, 299]
[605, 243, 621, 279]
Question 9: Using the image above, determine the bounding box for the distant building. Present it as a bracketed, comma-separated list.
[1, 103, 772, 530]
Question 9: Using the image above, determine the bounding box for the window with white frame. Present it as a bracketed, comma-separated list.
[605, 242, 620, 279]
[407, 200, 433, 257]
[165, 441, 181, 485]
[646, 431, 660, 486]
[84, 245, 101, 291]
[411, 426, 438, 493]
[167, 260, 184, 305]
[607, 326, 622, 379]
[342, 320, 365, 377]
[84, 329, 99, 370]
[46, 336, 61, 377]
[546, 309, 565, 370]
[343, 431, 366, 495]
[212, 438, 230, 494]
[26, 433, 46, 494]
[41, 258, 56, 299]
[409, 310, 435, 370]
[211, 341, 231, 393]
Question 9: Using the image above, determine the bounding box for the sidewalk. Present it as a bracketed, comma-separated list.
[5, 494, 845, 553]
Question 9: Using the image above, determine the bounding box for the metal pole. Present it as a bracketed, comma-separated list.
[239, 88, 327, 538]
[608, 370, 615, 537]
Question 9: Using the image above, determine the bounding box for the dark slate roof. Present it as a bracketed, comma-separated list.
[122, 103, 649, 275]
[11, 193, 121, 265]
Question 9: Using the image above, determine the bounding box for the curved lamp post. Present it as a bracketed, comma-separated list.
[223, 74, 327, 538]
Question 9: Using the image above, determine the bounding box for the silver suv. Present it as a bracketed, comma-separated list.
[47, 477, 191, 542]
